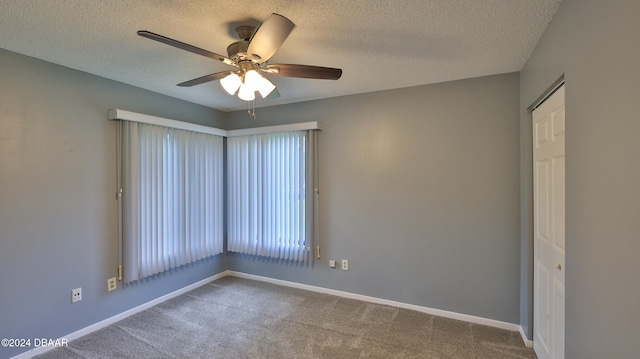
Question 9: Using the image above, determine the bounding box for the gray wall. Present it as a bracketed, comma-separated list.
[519, 0, 640, 357]
[225, 73, 522, 324]
[0, 48, 227, 359]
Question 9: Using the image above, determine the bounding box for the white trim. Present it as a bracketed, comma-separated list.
[227, 121, 321, 137]
[107, 109, 320, 138]
[10, 271, 228, 359]
[107, 109, 227, 137]
[226, 271, 521, 333]
[519, 326, 534, 348]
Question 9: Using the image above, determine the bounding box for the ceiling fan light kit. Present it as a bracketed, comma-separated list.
[137, 13, 342, 111]
[219, 65, 275, 100]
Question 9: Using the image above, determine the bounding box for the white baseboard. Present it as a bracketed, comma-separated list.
[519, 326, 534, 348]
[11, 271, 228, 359]
[12, 269, 530, 358]
[227, 271, 522, 333]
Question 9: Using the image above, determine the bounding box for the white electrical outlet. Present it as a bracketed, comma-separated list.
[107, 277, 117, 292]
[71, 288, 82, 303]
[342, 259, 349, 271]
[329, 259, 336, 268]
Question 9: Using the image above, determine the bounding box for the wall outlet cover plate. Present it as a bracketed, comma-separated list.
[71, 288, 82, 303]
[107, 277, 117, 292]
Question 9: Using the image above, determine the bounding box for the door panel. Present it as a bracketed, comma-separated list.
[536, 160, 550, 240]
[535, 261, 551, 353]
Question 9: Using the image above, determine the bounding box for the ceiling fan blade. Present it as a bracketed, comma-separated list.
[138, 30, 236, 66]
[247, 13, 295, 64]
[177, 70, 236, 87]
[263, 64, 342, 80]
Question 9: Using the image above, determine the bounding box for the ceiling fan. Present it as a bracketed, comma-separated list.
[138, 13, 342, 103]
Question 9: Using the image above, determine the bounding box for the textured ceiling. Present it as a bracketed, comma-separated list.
[0, 0, 562, 112]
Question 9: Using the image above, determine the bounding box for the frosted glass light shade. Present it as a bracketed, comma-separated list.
[256, 77, 276, 98]
[238, 83, 255, 101]
[220, 73, 242, 95]
[244, 70, 263, 91]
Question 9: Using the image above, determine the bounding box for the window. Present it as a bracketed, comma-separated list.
[227, 130, 319, 263]
[119, 121, 224, 283]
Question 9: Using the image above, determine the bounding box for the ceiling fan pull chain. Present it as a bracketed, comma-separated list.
[246, 100, 257, 119]
[251, 100, 257, 120]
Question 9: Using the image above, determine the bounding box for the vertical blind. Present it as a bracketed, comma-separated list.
[227, 130, 318, 262]
[120, 121, 224, 283]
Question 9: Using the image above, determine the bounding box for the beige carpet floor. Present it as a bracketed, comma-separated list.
[35, 276, 537, 358]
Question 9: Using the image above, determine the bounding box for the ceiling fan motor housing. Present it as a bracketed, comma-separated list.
[227, 40, 249, 62]
[226, 25, 256, 62]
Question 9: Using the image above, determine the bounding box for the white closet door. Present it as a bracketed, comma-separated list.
[533, 85, 565, 359]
